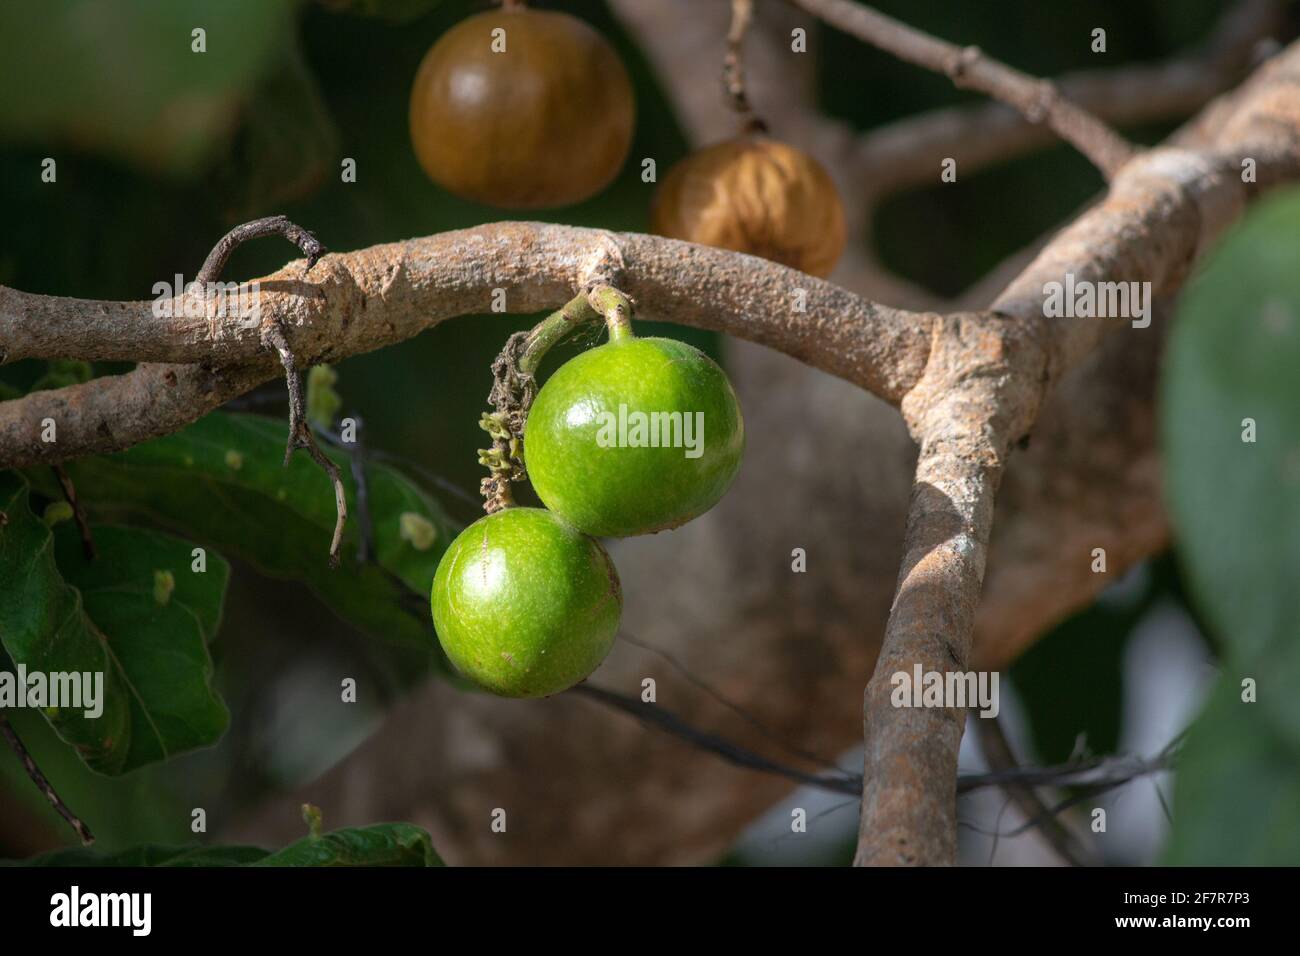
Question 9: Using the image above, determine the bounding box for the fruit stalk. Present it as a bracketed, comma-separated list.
[478, 288, 635, 512]
[519, 293, 602, 376]
[586, 285, 635, 342]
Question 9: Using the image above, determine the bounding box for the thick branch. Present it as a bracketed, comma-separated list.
[0, 226, 936, 468]
[788, 0, 1137, 177]
[855, 40, 1300, 865]
[856, 314, 1043, 865]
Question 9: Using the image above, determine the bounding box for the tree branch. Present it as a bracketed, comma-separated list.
[855, 0, 1286, 198]
[2, 17, 1298, 869]
[856, 312, 1043, 865]
[854, 43, 1300, 864]
[787, 0, 1137, 177]
[0, 225, 937, 468]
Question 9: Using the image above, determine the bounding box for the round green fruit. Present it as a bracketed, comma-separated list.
[524, 336, 745, 537]
[431, 507, 621, 698]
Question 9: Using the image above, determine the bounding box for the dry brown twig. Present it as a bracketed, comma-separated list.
[788, 0, 1138, 178]
[723, 0, 763, 127]
[1, 2, 1298, 867]
[0, 715, 94, 846]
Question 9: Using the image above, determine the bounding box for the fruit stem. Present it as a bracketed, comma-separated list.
[519, 293, 601, 376]
[586, 285, 635, 342]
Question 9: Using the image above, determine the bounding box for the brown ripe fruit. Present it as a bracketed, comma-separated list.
[409, 8, 635, 209]
[650, 136, 846, 278]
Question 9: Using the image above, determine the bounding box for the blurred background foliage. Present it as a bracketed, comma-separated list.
[0, 0, 1293, 865]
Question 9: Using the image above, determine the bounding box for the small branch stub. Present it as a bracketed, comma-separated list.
[195, 215, 325, 287]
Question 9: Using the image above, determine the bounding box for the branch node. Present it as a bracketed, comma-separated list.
[947, 44, 981, 82]
[577, 232, 627, 292]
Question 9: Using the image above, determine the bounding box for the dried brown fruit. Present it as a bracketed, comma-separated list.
[650, 136, 846, 278]
[409, 8, 635, 209]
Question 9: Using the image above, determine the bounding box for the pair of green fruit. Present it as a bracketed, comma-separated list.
[431, 329, 744, 699]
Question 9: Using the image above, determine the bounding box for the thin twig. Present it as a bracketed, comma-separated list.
[854, 0, 1285, 198]
[194, 214, 325, 287]
[788, 0, 1137, 177]
[338, 415, 374, 564]
[973, 711, 1097, 866]
[723, 0, 766, 131]
[573, 684, 860, 793]
[263, 323, 348, 568]
[574, 683, 1173, 804]
[617, 631, 844, 773]
[189, 215, 342, 565]
[0, 715, 94, 846]
[51, 464, 95, 561]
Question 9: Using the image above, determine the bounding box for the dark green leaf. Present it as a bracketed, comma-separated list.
[253, 822, 444, 867]
[46, 412, 457, 657]
[1162, 186, 1300, 742]
[4, 823, 442, 867]
[1163, 678, 1300, 865]
[1160, 186, 1300, 861]
[5, 843, 269, 868]
[0, 472, 229, 774]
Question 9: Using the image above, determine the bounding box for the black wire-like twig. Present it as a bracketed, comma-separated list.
[51, 464, 95, 561]
[0, 715, 94, 846]
[573, 683, 1174, 809]
[572, 684, 857, 792]
[617, 630, 847, 774]
[974, 710, 1097, 866]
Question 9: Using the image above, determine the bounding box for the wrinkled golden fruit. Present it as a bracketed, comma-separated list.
[650, 136, 847, 278]
[409, 8, 635, 209]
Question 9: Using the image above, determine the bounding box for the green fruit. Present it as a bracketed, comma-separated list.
[524, 336, 744, 537]
[431, 507, 621, 698]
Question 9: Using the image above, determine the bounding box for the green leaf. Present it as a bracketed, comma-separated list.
[5, 844, 270, 868]
[44, 412, 458, 656]
[253, 822, 444, 867]
[1160, 186, 1300, 861]
[1163, 678, 1300, 865]
[4, 823, 443, 867]
[0, 472, 229, 774]
[1162, 186, 1300, 742]
[0, 0, 299, 178]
